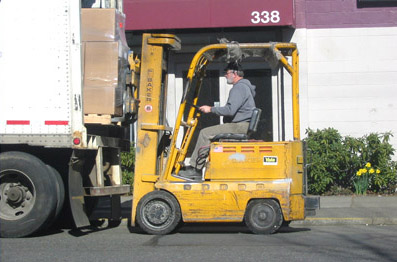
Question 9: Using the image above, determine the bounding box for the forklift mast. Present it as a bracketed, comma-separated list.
[132, 34, 181, 224]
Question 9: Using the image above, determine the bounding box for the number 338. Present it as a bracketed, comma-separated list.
[251, 10, 280, 24]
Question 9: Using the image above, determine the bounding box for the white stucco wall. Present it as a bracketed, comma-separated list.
[288, 27, 397, 158]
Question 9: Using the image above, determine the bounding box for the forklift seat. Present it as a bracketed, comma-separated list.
[210, 108, 262, 142]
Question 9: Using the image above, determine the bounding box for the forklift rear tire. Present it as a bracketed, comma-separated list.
[244, 199, 283, 234]
[136, 191, 181, 235]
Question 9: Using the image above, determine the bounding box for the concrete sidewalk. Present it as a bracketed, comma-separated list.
[93, 195, 397, 226]
[293, 195, 397, 226]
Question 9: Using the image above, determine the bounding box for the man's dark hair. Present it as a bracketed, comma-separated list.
[225, 62, 244, 77]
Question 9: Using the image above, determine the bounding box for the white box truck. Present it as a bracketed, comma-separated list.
[0, 0, 131, 237]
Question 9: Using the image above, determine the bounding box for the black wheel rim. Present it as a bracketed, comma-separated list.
[0, 169, 36, 220]
[251, 203, 275, 229]
[141, 199, 174, 230]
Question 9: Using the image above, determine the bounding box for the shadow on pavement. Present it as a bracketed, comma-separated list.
[128, 222, 311, 235]
[67, 220, 122, 237]
[278, 226, 311, 233]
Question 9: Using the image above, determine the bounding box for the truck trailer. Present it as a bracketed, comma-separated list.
[0, 0, 131, 237]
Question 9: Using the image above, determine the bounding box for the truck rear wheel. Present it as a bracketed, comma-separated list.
[45, 165, 65, 226]
[136, 191, 181, 235]
[244, 199, 283, 234]
[0, 152, 57, 238]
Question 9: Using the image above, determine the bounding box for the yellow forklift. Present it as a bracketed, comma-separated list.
[130, 33, 319, 234]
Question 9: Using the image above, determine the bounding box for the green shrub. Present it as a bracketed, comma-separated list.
[121, 144, 135, 190]
[343, 135, 365, 187]
[364, 133, 397, 193]
[305, 129, 397, 195]
[305, 128, 350, 195]
[345, 133, 396, 194]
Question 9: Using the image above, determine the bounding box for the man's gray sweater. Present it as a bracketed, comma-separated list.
[211, 79, 256, 123]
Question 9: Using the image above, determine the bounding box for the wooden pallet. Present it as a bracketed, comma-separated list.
[84, 114, 112, 125]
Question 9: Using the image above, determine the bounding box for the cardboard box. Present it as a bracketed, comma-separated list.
[84, 41, 119, 88]
[83, 86, 122, 116]
[83, 41, 128, 116]
[81, 8, 126, 42]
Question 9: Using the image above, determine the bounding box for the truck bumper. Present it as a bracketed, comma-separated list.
[304, 195, 320, 217]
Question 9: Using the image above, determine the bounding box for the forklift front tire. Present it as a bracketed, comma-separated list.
[244, 199, 283, 234]
[136, 191, 181, 235]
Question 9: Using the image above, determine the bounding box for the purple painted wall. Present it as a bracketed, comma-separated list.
[124, 0, 397, 30]
[124, 0, 294, 30]
[295, 0, 397, 29]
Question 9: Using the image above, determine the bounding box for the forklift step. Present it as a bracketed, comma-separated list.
[172, 173, 203, 182]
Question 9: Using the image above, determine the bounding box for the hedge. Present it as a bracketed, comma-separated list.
[305, 128, 397, 195]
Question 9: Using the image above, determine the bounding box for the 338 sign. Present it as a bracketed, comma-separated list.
[126, 1, 294, 30]
[251, 10, 281, 24]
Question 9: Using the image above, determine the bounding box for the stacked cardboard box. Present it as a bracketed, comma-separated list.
[81, 8, 129, 117]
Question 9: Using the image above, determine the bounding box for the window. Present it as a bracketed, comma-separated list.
[357, 0, 397, 8]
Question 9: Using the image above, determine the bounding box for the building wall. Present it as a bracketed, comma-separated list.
[290, 0, 397, 158]
[295, 0, 397, 29]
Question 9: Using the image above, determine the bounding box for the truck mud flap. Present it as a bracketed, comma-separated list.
[68, 153, 90, 228]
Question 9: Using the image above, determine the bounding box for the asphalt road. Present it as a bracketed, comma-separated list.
[1, 224, 397, 262]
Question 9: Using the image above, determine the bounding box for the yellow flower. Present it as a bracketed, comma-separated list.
[366, 162, 371, 168]
[369, 168, 375, 174]
[362, 168, 367, 174]
[356, 170, 362, 176]
[376, 169, 381, 174]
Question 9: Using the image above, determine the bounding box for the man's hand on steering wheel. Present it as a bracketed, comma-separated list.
[199, 105, 211, 113]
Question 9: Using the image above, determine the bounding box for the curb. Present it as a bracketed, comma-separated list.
[319, 195, 397, 208]
[292, 217, 397, 226]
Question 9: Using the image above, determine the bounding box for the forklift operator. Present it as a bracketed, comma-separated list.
[180, 62, 256, 177]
